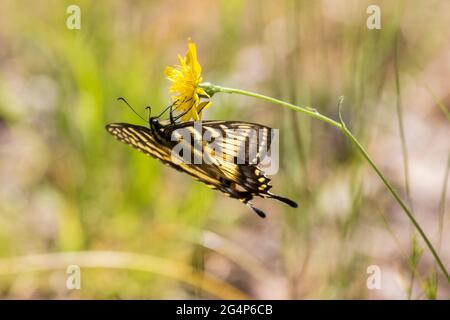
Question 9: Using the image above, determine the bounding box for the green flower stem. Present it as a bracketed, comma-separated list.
[200, 82, 450, 283]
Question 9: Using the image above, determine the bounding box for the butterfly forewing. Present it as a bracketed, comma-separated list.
[106, 123, 173, 164]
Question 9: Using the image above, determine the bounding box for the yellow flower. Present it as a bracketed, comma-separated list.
[165, 39, 211, 122]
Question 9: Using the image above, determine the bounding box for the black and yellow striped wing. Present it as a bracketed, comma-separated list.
[164, 120, 273, 166]
[106, 121, 297, 217]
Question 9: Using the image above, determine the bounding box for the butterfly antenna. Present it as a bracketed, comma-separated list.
[117, 97, 147, 122]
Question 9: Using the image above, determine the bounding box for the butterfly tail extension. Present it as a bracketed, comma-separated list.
[269, 194, 298, 208]
[246, 202, 267, 218]
[238, 193, 266, 218]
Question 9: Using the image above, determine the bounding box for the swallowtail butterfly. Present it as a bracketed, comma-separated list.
[106, 99, 297, 217]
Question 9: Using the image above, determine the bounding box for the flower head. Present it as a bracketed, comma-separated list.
[165, 39, 211, 122]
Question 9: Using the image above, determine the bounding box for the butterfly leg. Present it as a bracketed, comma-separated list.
[169, 104, 174, 124]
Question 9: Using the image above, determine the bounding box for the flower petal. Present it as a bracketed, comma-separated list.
[165, 39, 212, 122]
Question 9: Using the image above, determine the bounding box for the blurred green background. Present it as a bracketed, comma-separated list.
[0, 0, 449, 299]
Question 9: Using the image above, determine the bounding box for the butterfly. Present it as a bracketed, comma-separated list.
[106, 98, 297, 218]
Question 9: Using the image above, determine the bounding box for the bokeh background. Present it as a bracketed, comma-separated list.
[0, 0, 449, 299]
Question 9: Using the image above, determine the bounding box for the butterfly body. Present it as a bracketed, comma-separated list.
[106, 119, 297, 217]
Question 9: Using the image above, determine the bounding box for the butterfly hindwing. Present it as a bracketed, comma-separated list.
[162, 120, 274, 166]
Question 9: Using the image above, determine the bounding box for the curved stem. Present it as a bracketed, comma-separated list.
[340, 127, 449, 283]
[200, 83, 450, 283]
[202, 83, 342, 128]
